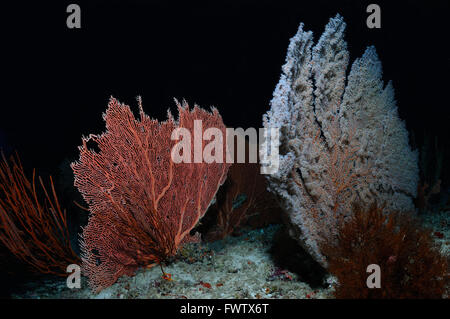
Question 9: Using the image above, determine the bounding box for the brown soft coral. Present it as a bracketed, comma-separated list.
[203, 139, 281, 242]
[321, 203, 449, 298]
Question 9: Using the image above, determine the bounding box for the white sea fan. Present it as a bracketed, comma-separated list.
[262, 14, 419, 267]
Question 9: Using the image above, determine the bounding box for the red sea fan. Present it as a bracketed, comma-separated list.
[0, 152, 79, 275]
[71, 97, 231, 292]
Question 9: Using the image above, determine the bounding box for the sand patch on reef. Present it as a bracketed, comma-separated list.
[11, 211, 449, 299]
[11, 225, 333, 299]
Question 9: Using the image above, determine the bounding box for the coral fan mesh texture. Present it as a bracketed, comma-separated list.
[72, 97, 231, 292]
[262, 15, 419, 267]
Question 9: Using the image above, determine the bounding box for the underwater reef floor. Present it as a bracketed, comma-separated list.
[10, 211, 450, 299]
[11, 225, 333, 299]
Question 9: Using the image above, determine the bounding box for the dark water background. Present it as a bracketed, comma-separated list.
[0, 0, 449, 297]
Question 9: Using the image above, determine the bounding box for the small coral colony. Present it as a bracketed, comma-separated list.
[0, 15, 448, 298]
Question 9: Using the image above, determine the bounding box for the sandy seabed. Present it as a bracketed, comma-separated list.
[11, 211, 449, 299]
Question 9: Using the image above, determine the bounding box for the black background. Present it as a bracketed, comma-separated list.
[1, 298, 447, 317]
[0, 0, 449, 299]
[1, 0, 449, 176]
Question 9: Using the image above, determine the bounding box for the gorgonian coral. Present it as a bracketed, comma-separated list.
[321, 203, 449, 299]
[262, 15, 419, 267]
[72, 97, 231, 292]
[0, 153, 79, 275]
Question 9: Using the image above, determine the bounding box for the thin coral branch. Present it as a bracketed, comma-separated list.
[0, 152, 79, 276]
